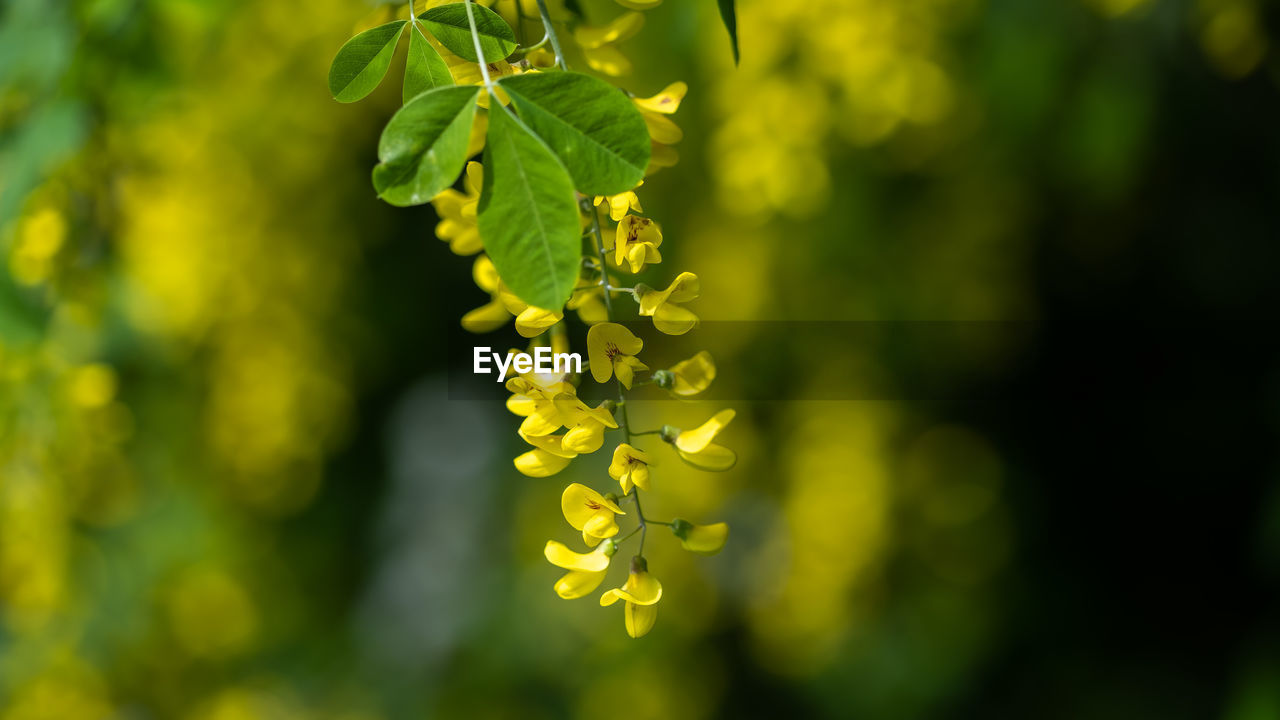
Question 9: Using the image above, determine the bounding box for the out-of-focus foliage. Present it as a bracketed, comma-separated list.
[2, 0, 1278, 718]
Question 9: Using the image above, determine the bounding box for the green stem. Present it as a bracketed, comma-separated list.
[462, 0, 493, 88]
[533, 0, 568, 70]
[590, 203, 648, 554]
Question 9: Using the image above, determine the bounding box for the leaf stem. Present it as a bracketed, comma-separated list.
[463, 0, 493, 89]
[533, 0, 568, 70]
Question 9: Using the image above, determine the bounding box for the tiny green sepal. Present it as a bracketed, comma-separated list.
[670, 518, 692, 540]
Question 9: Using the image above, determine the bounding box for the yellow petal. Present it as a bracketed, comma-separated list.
[514, 306, 563, 338]
[520, 431, 579, 458]
[582, 510, 619, 538]
[641, 112, 683, 144]
[638, 271, 698, 316]
[544, 540, 610, 572]
[675, 409, 735, 453]
[561, 483, 624, 530]
[652, 302, 699, 335]
[472, 255, 501, 293]
[676, 443, 737, 471]
[461, 299, 511, 333]
[669, 351, 715, 396]
[563, 421, 605, 454]
[624, 601, 657, 638]
[632, 81, 686, 114]
[583, 44, 632, 77]
[573, 12, 644, 49]
[514, 448, 573, 477]
[555, 569, 609, 599]
[680, 522, 728, 555]
[605, 569, 662, 605]
[506, 393, 538, 417]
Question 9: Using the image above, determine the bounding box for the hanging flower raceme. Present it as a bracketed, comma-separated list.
[600, 557, 663, 638]
[330, 0, 740, 640]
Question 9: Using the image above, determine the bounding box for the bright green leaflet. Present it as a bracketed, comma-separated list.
[477, 107, 581, 309]
[498, 72, 650, 196]
[420, 4, 516, 64]
[403, 22, 454, 104]
[717, 0, 740, 65]
[373, 85, 480, 207]
[328, 20, 407, 103]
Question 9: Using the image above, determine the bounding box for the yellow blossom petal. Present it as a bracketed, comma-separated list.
[674, 521, 728, 555]
[561, 483, 624, 531]
[675, 409, 735, 453]
[574, 12, 644, 49]
[461, 299, 511, 333]
[544, 540, 611, 572]
[668, 351, 716, 396]
[675, 443, 736, 471]
[624, 601, 657, 637]
[599, 569, 662, 606]
[555, 569, 609, 599]
[514, 448, 573, 477]
[633, 81, 686, 114]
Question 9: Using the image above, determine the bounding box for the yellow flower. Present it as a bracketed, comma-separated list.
[514, 431, 578, 477]
[568, 284, 610, 325]
[587, 322, 647, 388]
[665, 350, 715, 396]
[552, 393, 619, 454]
[544, 539, 615, 599]
[562, 483, 625, 547]
[599, 558, 662, 638]
[506, 373, 577, 436]
[498, 288, 563, 338]
[432, 161, 483, 255]
[670, 409, 736, 471]
[634, 82, 685, 174]
[594, 187, 642, 222]
[609, 215, 663, 273]
[633, 81, 685, 145]
[670, 519, 728, 555]
[637, 272, 699, 335]
[608, 443, 652, 493]
[461, 256, 512, 333]
[574, 12, 643, 76]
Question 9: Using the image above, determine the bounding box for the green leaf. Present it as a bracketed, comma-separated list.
[420, 3, 517, 64]
[404, 22, 455, 103]
[373, 85, 480, 207]
[716, 0, 739, 65]
[477, 107, 581, 309]
[328, 20, 408, 103]
[498, 72, 649, 196]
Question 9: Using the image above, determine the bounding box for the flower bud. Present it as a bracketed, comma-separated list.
[651, 369, 675, 389]
[659, 425, 680, 443]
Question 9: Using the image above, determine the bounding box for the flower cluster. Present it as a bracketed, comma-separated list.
[424, 0, 734, 638]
